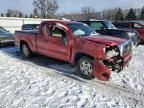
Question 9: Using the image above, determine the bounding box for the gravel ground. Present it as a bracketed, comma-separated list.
[0, 46, 144, 108]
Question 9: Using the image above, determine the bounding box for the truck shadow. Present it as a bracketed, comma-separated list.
[0, 46, 85, 83]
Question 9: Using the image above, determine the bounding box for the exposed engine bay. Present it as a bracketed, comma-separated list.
[103, 40, 132, 72]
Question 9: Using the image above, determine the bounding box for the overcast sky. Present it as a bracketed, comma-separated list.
[0, 0, 143, 14]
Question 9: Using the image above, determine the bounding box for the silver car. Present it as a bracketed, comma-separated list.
[0, 26, 14, 46]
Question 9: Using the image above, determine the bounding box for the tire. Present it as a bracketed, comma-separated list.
[21, 43, 32, 58]
[77, 57, 94, 79]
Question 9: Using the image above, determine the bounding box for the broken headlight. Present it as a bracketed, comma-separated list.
[105, 46, 119, 59]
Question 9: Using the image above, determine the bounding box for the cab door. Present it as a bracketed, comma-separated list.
[37, 22, 72, 62]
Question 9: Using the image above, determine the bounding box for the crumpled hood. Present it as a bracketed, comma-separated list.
[81, 35, 126, 46]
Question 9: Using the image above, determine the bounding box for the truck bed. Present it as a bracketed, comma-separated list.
[15, 30, 37, 52]
[15, 30, 38, 35]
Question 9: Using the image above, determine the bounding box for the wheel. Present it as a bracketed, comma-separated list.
[77, 57, 94, 79]
[21, 43, 32, 58]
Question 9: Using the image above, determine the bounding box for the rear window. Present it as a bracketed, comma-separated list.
[22, 24, 39, 30]
[114, 22, 130, 28]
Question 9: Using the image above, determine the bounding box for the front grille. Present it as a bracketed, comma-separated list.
[119, 40, 132, 56]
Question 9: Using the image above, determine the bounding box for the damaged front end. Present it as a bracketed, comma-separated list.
[93, 40, 132, 81]
[103, 40, 132, 73]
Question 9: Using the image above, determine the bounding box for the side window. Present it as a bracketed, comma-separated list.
[123, 23, 129, 28]
[52, 26, 66, 38]
[134, 23, 142, 29]
[90, 22, 106, 30]
[121, 23, 129, 28]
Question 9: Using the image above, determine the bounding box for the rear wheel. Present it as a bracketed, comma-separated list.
[21, 43, 32, 58]
[78, 57, 94, 79]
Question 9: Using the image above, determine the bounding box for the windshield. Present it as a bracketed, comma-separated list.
[0, 26, 8, 33]
[104, 21, 117, 29]
[67, 23, 98, 37]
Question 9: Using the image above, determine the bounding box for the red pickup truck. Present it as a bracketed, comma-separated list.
[15, 20, 132, 81]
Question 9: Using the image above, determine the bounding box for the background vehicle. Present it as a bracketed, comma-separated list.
[22, 24, 39, 30]
[15, 20, 132, 81]
[113, 21, 144, 43]
[0, 26, 14, 46]
[80, 20, 140, 46]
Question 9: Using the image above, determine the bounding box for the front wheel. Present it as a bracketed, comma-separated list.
[77, 57, 94, 79]
[21, 43, 32, 58]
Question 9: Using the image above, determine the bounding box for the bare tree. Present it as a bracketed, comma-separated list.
[101, 8, 118, 21]
[59, 12, 82, 20]
[81, 7, 96, 20]
[33, 0, 59, 18]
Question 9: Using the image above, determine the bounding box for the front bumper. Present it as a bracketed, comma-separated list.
[93, 52, 132, 81]
[0, 40, 14, 46]
[122, 52, 132, 67]
[0, 36, 15, 46]
[93, 60, 111, 81]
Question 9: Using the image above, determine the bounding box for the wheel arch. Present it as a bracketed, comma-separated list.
[20, 40, 31, 52]
[74, 52, 94, 64]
